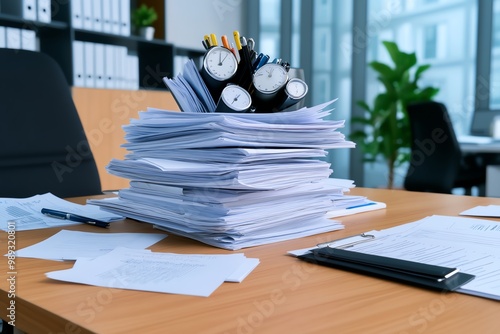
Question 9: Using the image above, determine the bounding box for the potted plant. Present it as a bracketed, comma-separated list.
[132, 4, 158, 40]
[350, 41, 440, 189]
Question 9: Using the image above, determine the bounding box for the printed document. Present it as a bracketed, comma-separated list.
[46, 248, 258, 297]
[0, 193, 123, 231]
[340, 215, 500, 300]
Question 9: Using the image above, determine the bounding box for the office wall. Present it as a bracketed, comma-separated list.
[165, 0, 245, 50]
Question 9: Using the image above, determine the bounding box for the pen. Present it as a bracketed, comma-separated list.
[346, 202, 376, 210]
[41, 208, 110, 228]
[221, 35, 230, 49]
[237, 36, 254, 90]
[233, 30, 242, 50]
[210, 33, 218, 47]
[255, 54, 270, 71]
[204, 34, 211, 48]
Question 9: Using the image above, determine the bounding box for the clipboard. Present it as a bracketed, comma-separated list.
[295, 234, 475, 292]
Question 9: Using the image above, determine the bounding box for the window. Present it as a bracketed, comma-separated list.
[259, 0, 281, 58]
[424, 25, 437, 59]
[257, 0, 354, 180]
[364, 0, 477, 188]
[254, 0, 496, 188]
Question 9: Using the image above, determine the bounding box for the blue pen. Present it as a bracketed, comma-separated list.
[41, 208, 110, 228]
[346, 202, 376, 210]
[252, 53, 264, 72]
[255, 54, 269, 71]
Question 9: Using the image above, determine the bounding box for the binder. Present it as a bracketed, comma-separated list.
[72, 40, 85, 87]
[83, 42, 95, 87]
[37, 0, 51, 23]
[101, 0, 112, 33]
[92, 0, 102, 32]
[298, 247, 475, 292]
[114, 45, 128, 89]
[82, 0, 93, 31]
[6, 27, 21, 49]
[0, 27, 6, 48]
[104, 44, 115, 88]
[20, 29, 36, 51]
[1, 0, 37, 21]
[110, 0, 121, 35]
[71, 0, 83, 29]
[94, 43, 105, 88]
[130, 54, 139, 90]
[119, 0, 130, 36]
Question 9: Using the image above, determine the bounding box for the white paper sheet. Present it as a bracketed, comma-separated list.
[460, 205, 500, 218]
[14, 230, 167, 261]
[0, 193, 123, 231]
[46, 248, 254, 297]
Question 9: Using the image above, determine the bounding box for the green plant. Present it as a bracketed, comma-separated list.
[351, 41, 439, 189]
[132, 4, 158, 28]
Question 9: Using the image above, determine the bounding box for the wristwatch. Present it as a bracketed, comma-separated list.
[252, 63, 289, 109]
[200, 46, 238, 100]
[278, 78, 308, 110]
[215, 85, 253, 113]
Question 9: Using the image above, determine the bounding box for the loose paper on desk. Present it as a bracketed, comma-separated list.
[46, 247, 258, 297]
[13, 230, 167, 261]
[0, 193, 123, 231]
[291, 215, 500, 300]
[460, 205, 500, 218]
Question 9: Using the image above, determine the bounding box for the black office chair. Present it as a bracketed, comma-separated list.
[0, 49, 102, 198]
[404, 101, 486, 195]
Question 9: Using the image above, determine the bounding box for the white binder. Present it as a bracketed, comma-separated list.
[92, 0, 102, 32]
[72, 40, 85, 87]
[114, 45, 127, 89]
[20, 29, 37, 51]
[83, 42, 95, 87]
[101, 0, 112, 33]
[6, 27, 21, 49]
[82, 0, 93, 31]
[110, 0, 121, 35]
[94, 43, 106, 88]
[119, 0, 130, 36]
[37, 0, 51, 23]
[71, 0, 83, 29]
[24, 0, 37, 20]
[130, 54, 139, 90]
[104, 44, 115, 88]
[0, 27, 6, 48]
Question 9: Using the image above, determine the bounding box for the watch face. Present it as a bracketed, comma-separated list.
[203, 46, 238, 81]
[253, 63, 289, 94]
[221, 85, 252, 112]
[286, 78, 308, 99]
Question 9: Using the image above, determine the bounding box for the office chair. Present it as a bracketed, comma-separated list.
[0, 49, 102, 198]
[404, 101, 486, 195]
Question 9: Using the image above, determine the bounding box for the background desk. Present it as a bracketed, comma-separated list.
[460, 140, 500, 197]
[1, 188, 500, 334]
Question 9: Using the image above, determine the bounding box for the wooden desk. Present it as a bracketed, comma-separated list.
[1, 188, 500, 334]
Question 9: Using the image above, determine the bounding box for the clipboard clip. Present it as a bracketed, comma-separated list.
[317, 233, 375, 249]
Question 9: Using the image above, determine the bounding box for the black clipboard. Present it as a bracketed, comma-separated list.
[298, 246, 475, 291]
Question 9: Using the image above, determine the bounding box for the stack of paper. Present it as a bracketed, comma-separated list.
[90, 100, 356, 249]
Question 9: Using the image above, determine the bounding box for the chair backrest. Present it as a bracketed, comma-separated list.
[0, 49, 101, 198]
[404, 101, 462, 194]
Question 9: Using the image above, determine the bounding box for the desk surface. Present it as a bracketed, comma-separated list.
[1, 188, 500, 334]
[459, 139, 500, 154]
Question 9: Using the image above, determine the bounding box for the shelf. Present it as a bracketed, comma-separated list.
[74, 29, 173, 48]
[0, 1, 180, 90]
[0, 13, 68, 30]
